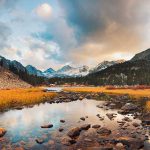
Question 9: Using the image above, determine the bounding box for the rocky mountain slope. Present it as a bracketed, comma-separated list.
[131, 48, 150, 61]
[0, 66, 31, 89]
[90, 60, 125, 73]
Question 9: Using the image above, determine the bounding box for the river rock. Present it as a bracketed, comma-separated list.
[0, 128, 6, 137]
[60, 119, 65, 123]
[80, 117, 85, 121]
[132, 122, 140, 127]
[116, 142, 124, 149]
[97, 127, 111, 136]
[61, 136, 76, 146]
[36, 138, 44, 144]
[120, 103, 138, 114]
[41, 124, 53, 128]
[67, 127, 81, 138]
[92, 125, 101, 129]
[59, 128, 64, 132]
[106, 113, 116, 120]
[80, 124, 91, 130]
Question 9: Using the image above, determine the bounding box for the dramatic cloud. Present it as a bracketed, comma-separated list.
[1, 0, 150, 69]
[57, 0, 150, 65]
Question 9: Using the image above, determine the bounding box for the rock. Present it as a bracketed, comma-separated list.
[116, 137, 144, 149]
[122, 117, 132, 122]
[59, 128, 64, 132]
[61, 136, 76, 146]
[0, 128, 6, 137]
[67, 127, 81, 138]
[80, 124, 91, 130]
[79, 96, 84, 100]
[116, 143, 124, 149]
[60, 119, 65, 123]
[41, 124, 53, 128]
[120, 103, 138, 114]
[86, 94, 91, 99]
[48, 140, 55, 145]
[35, 138, 44, 144]
[106, 113, 116, 120]
[92, 125, 101, 129]
[80, 117, 85, 121]
[97, 127, 111, 136]
[132, 122, 140, 127]
[84, 138, 92, 142]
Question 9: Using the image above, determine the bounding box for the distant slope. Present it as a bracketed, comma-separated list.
[0, 66, 31, 89]
[131, 48, 150, 61]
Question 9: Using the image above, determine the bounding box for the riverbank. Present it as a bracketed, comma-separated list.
[64, 87, 150, 98]
[0, 88, 57, 112]
[0, 86, 150, 112]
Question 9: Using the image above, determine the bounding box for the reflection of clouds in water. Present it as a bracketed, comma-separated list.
[0, 99, 142, 143]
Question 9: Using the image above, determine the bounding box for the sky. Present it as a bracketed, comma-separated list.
[0, 0, 150, 70]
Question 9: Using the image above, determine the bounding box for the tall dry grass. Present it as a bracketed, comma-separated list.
[0, 88, 56, 111]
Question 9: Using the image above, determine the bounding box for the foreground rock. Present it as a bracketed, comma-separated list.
[35, 138, 45, 144]
[41, 124, 53, 128]
[92, 125, 101, 129]
[97, 127, 111, 136]
[119, 103, 138, 114]
[0, 128, 6, 137]
[67, 127, 81, 138]
[80, 124, 91, 130]
[61, 136, 76, 146]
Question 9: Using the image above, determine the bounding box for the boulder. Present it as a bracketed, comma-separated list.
[61, 136, 76, 146]
[80, 124, 91, 130]
[120, 103, 138, 114]
[97, 127, 111, 136]
[67, 127, 81, 138]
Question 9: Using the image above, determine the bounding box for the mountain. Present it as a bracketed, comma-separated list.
[55, 65, 89, 77]
[0, 66, 31, 89]
[26, 65, 43, 76]
[50, 48, 150, 85]
[90, 60, 125, 73]
[131, 48, 150, 61]
[57, 65, 73, 73]
[0, 56, 46, 85]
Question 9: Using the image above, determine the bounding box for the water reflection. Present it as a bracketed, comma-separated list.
[0, 99, 143, 148]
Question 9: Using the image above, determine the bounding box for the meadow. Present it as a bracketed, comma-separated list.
[0, 88, 56, 111]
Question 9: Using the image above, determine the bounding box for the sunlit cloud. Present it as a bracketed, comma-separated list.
[35, 3, 52, 20]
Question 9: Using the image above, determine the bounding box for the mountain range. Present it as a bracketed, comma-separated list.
[0, 48, 150, 86]
[0, 55, 125, 78]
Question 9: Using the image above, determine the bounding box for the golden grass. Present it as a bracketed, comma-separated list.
[64, 87, 150, 98]
[0, 88, 56, 111]
[65, 87, 150, 111]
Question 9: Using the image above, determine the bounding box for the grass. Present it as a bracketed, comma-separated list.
[0, 88, 57, 111]
[64, 86, 150, 98]
[64, 86, 150, 111]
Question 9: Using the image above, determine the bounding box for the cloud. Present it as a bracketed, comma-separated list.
[57, 0, 150, 65]
[0, 0, 18, 12]
[35, 3, 52, 20]
[0, 22, 12, 49]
